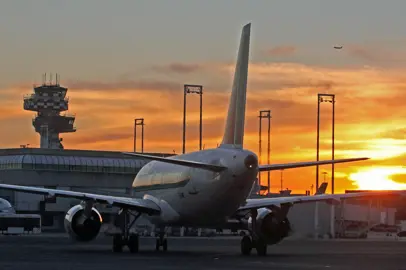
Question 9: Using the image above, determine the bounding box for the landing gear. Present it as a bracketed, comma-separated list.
[240, 235, 267, 256]
[255, 239, 267, 256]
[241, 235, 252, 255]
[155, 230, 168, 251]
[240, 209, 268, 256]
[112, 209, 141, 253]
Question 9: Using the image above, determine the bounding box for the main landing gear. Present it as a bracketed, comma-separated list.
[240, 235, 267, 256]
[155, 229, 168, 251]
[240, 209, 268, 256]
[112, 208, 141, 253]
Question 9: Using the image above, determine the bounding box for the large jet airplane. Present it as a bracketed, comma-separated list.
[0, 23, 403, 256]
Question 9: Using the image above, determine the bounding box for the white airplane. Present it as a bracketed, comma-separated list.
[0, 23, 403, 256]
[0, 198, 15, 214]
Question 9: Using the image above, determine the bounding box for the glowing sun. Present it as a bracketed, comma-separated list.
[349, 167, 406, 190]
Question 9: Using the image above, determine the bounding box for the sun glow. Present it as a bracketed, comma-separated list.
[349, 167, 406, 190]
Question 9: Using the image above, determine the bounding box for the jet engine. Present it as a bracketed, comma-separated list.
[248, 207, 291, 245]
[64, 204, 103, 242]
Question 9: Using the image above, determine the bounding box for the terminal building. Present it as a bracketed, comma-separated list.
[0, 76, 403, 237]
[0, 147, 173, 231]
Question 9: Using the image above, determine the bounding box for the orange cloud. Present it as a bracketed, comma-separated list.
[152, 63, 203, 74]
[346, 44, 406, 64]
[2, 60, 406, 193]
[266, 46, 296, 57]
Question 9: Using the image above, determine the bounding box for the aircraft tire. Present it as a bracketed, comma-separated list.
[255, 239, 267, 256]
[128, 234, 139, 253]
[112, 234, 123, 253]
[241, 235, 252, 255]
[155, 239, 160, 251]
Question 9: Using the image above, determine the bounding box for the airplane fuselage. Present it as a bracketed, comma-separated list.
[132, 147, 258, 227]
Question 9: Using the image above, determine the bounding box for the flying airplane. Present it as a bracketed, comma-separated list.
[0, 23, 403, 256]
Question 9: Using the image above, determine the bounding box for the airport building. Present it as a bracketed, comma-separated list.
[0, 147, 173, 231]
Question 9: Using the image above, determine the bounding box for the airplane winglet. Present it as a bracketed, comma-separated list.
[122, 152, 228, 172]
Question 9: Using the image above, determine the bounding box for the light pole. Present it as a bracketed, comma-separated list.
[259, 110, 271, 194]
[316, 94, 336, 194]
[322, 171, 328, 183]
[133, 118, 145, 153]
[182, 84, 203, 154]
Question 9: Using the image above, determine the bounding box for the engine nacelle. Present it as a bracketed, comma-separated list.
[248, 207, 291, 245]
[64, 204, 103, 242]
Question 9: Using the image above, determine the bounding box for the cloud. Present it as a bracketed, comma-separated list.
[346, 44, 406, 65]
[66, 79, 181, 92]
[266, 46, 296, 57]
[346, 45, 381, 62]
[4, 60, 406, 193]
[379, 128, 406, 140]
[152, 63, 203, 74]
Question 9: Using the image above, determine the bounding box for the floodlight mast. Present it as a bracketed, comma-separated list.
[316, 94, 336, 194]
[182, 84, 203, 154]
[133, 118, 145, 153]
[259, 110, 271, 194]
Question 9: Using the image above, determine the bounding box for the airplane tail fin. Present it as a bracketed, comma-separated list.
[315, 182, 328, 195]
[220, 23, 251, 148]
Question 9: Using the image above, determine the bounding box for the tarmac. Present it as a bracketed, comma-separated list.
[1, 234, 406, 270]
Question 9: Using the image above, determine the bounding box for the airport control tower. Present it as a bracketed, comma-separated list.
[23, 74, 76, 149]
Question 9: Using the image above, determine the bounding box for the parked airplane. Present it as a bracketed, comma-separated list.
[0, 23, 402, 256]
[0, 198, 15, 214]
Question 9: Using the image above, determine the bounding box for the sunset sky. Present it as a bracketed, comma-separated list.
[1, 1, 406, 194]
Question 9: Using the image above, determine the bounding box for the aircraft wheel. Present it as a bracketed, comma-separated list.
[255, 239, 267, 256]
[112, 234, 123, 253]
[128, 234, 139, 253]
[155, 238, 160, 251]
[241, 235, 252, 255]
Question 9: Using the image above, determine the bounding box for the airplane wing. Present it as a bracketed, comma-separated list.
[122, 152, 227, 172]
[258, 157, 369, 172]
[236, 190, 406, 212]
[0, 183, 161, 215]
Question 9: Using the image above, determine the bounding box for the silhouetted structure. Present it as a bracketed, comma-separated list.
[23, 74, 76, 149]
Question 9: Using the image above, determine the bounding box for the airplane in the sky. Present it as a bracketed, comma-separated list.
[0, 23, 404, 256]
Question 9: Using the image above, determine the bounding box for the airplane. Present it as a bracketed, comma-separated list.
[315, 182, 328, 195]
[0, 23, 403, 256]
[0, 198, 15, 214]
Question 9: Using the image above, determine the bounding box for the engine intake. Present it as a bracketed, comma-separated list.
[64, 204, 103, 242]
[249, 207, 291, 245]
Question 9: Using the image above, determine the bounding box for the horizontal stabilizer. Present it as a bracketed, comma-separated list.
[258, 157, 369, 172]
[122, 152, 228, 172]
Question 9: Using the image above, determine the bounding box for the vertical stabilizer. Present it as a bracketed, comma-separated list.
[220, 23, 251, 148]
[315, 182, 328, 195]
